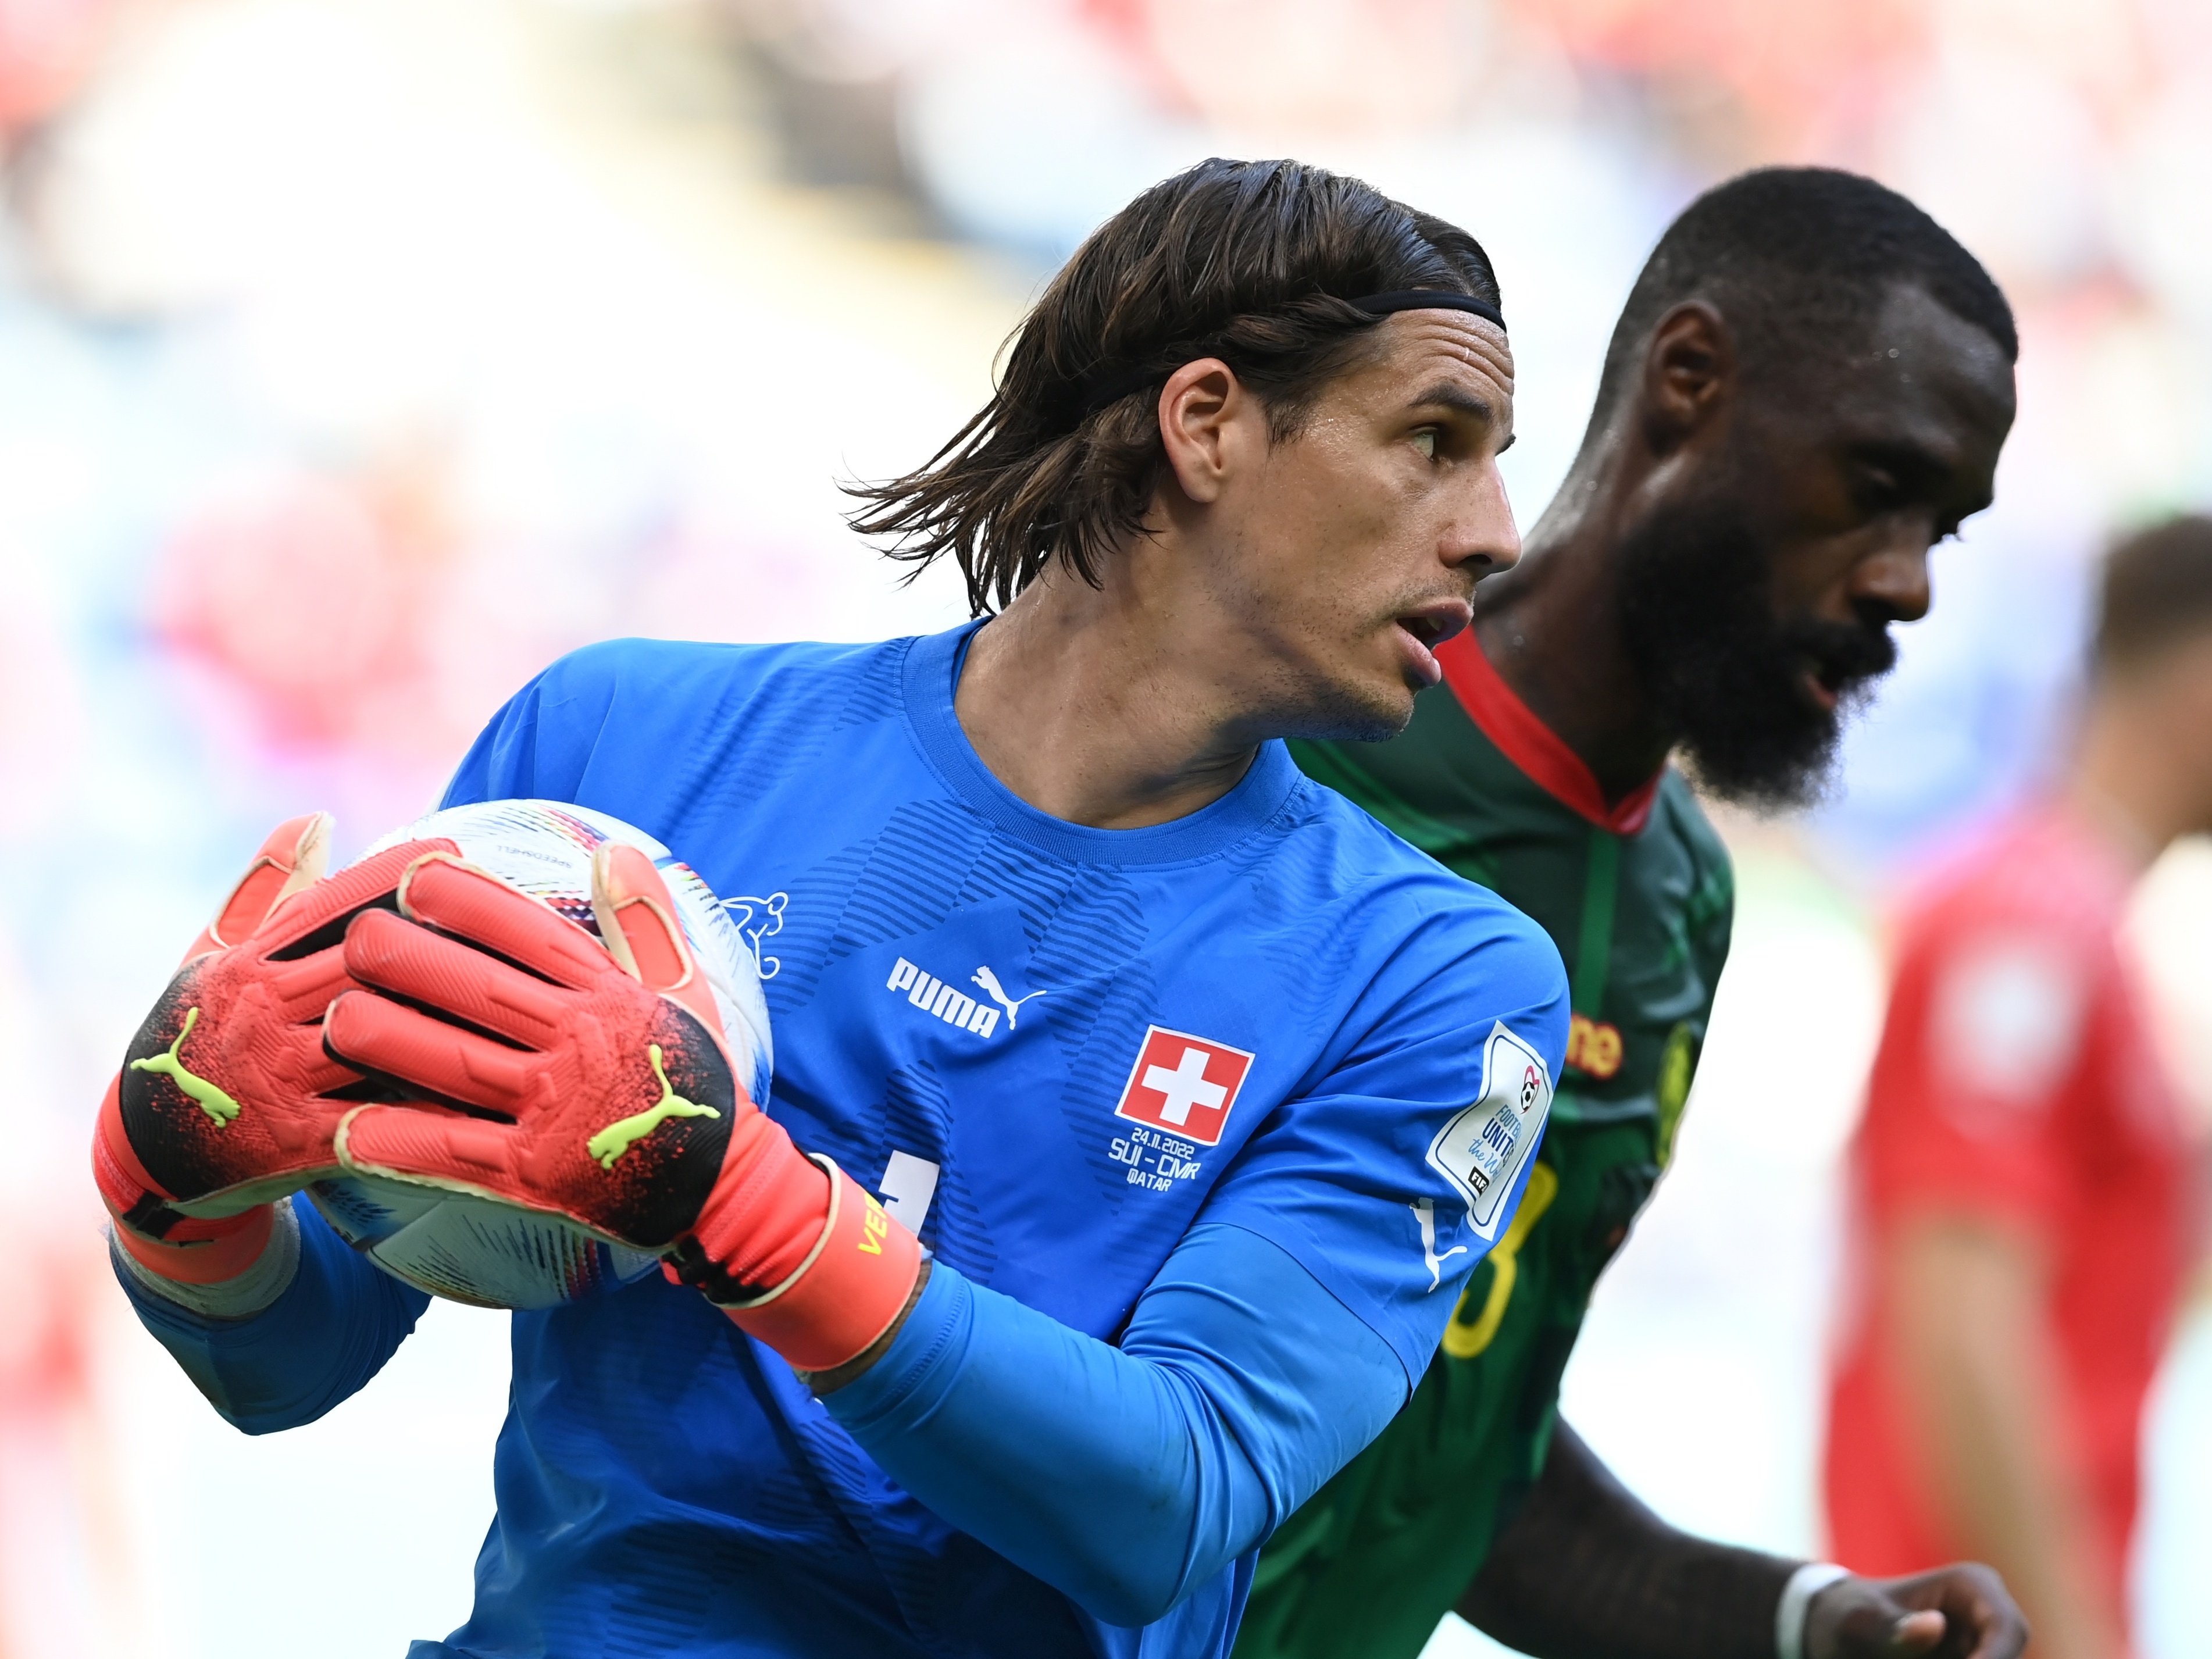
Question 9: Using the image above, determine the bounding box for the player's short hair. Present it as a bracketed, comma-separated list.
[848, 156, 1500, 616]
[1591, 167, 2015, 417]
[2095, 514, 2212, 673]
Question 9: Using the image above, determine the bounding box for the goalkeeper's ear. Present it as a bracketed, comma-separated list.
[590, 843, 724, 1040]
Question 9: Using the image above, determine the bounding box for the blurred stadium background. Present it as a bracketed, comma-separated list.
[4, 1, 2212, 1654]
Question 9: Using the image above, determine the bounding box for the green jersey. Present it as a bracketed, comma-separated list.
[1236, 636, 1733, 1659]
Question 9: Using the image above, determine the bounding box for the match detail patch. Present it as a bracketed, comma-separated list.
[1114, 1026, 1255, 1148]
[1425, 1022, 1553, 1240]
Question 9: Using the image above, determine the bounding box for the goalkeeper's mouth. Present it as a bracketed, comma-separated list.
[1392, 598, 1472, 687]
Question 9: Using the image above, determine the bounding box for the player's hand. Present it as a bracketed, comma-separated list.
[1806, 1565, 2028, 1659]
[324, 845, 921, 1371]
[94, 815, 459, 1275]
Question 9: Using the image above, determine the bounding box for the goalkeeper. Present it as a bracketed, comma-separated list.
[1236, 170, 2026, 1659]
[97, 158, 1566, 1658]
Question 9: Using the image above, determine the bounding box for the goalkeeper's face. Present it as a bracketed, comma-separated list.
[1164, 309, 1522, 743]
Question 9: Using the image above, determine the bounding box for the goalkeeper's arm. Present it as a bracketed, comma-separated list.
[823, 1221, 1409, 1629]
[113, 1197, 430, 1433]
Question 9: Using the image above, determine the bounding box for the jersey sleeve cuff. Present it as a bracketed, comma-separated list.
[818, 1259, 975, 1432]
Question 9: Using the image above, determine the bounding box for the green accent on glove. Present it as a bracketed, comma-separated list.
[587, 1043, 721, 1171]
[129, 1007, 244, 1128]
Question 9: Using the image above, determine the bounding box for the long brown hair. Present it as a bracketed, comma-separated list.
[846, 157, 1500, 617]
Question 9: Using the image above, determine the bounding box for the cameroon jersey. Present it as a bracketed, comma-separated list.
[1235, 630, 1733, 1659]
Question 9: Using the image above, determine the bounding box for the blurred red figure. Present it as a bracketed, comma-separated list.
[1825, 516, 2212, 1659]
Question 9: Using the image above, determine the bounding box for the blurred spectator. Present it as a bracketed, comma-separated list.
[1824, 516, 2212, 1659]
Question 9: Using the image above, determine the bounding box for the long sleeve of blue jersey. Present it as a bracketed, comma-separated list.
[824, 1220, 1416, 1628]
[114, 1200, 430, 1433]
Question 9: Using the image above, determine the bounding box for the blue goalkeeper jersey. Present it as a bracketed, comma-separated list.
[123, 622, 1568, 1658]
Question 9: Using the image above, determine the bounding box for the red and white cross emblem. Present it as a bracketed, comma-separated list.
[1114, 1025, 1255, 1148]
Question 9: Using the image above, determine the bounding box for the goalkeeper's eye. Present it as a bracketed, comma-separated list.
[1412, 430, 1437, 461]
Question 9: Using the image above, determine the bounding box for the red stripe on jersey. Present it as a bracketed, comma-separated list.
[1435, 632, 1660, 836]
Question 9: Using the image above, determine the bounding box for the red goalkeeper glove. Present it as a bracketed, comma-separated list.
[323, 844, 921, 1372]
[93, 814, 458, 1283]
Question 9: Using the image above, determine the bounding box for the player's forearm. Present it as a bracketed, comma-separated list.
[825, 1222, 1407, 1628]
[1457, 1419, 1794, 1659]
[115, 1198, 430, 1433]
[1888, 1213, 2124, 1659]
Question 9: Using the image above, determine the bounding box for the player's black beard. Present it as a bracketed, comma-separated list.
[1617, 495, 1897, 809]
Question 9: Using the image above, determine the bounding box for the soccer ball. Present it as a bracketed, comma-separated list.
[305, 800, 772, 1310]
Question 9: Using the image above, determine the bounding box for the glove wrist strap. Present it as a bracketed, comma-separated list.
[720, 1154, 923, 1373]
[93, 1070, 279, 1283]
[715, 1153, 850, 1313]
[109, 1201, 276, 1284]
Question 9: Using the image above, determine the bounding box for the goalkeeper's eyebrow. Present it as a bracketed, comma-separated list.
[1408, 383, 1515, 454]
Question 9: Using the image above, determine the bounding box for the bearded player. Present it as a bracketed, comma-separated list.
[1234, 170, 2025, 1659]
[97, 158, 1569, 1657]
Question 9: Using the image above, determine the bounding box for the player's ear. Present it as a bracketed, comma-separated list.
[1157, 358, 1246, 505]
[1638, 301, 1735, 452]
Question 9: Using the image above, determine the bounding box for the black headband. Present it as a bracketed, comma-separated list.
[1073, 288, 1506, 419]
[1351, 290, 1507, 328]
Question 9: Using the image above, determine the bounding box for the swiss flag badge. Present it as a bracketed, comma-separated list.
[1114, 1025, 1255, 1148]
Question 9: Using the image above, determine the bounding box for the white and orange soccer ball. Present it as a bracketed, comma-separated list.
[306, 800, 772, 1310]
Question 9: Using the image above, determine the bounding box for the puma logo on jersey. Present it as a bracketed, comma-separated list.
[888, 957, 1005, 1037]
[971, 966, 1047, 1030]
[1410, 1196, 1467, 1291]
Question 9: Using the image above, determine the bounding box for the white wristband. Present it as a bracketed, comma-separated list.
[1776, 1562, 1851, 1659]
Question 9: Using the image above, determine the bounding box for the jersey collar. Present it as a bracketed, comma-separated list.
[1435, 630, 1661, 836]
